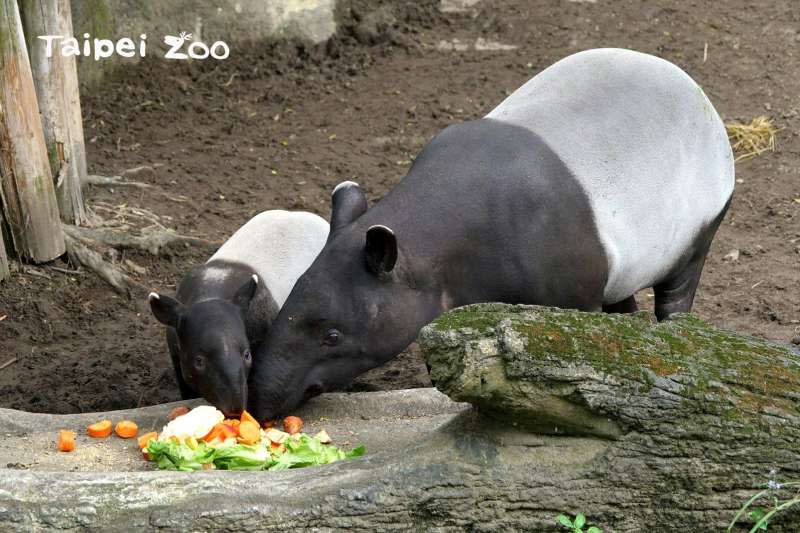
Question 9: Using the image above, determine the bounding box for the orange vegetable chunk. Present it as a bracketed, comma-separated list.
[269, 441, 286, 454]
[87, 420, 113, 438]
[237, 420, 260, 445]
[202, 423, 225, 443]
[57, 430, 76, 452]
[137, 431, 158, 449]
[115, 420, 138, 439]
[240, 410, 259, 427]
[283, 416, 303, 435]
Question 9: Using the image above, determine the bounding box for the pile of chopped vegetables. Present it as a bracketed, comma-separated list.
[56, 405, 364, 472]
[144, 406, 364, 471]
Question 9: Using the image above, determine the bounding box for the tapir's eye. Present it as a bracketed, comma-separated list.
[243, 349, 252, 364]
[193, 355, 205, 371]
[323, 329, 340, 346]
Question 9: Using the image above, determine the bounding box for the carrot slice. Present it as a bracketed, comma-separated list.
[283, 416, 303, 435]
[87, 420, 113, 438]
[240, 410, 259, 427]
[223, 418, 240, 427]
[237, 420, 260, 445]
[269, 441, 286, 453]
[202, 423, 225, 443]
[115, 420, 138, 439]
[58, 430, 76, 452]
[137, 431, 158, 449]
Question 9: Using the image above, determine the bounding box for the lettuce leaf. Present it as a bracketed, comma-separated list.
[213, 444, 273, 471]
[345, 445, 366, 459]
[146, 439, 215, 471]
[146, 433, 364, 472]
[269, 435, 362, 470]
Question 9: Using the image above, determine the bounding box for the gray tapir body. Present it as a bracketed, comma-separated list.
[149, 210, 329, 414]
[249, 48, 735, 420]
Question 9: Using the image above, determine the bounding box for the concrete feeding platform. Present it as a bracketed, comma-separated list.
[0, 389, 470, 530]
[0, 388, 464, 473]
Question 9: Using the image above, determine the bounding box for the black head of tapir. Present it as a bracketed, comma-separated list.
[248, 183, 441, 420]
[149, 276, 258, 415]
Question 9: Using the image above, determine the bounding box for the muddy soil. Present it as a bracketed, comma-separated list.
[1, 0, 798, 413]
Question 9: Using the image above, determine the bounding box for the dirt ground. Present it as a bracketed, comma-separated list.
[1, 0, 798, 414]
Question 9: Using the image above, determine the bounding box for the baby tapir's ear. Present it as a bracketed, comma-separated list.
[330, 181, 368, 236]
[232, 274, 259, 314]
[148, 292, 185, 329]
[365, 225, 397, 276]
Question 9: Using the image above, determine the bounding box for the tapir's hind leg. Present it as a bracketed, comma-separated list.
[653, 257, 706, 321]
[654, 198, 731, 321]
[602, 295, 638, 314]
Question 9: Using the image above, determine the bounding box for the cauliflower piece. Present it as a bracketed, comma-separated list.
[159, 405, 224, 441]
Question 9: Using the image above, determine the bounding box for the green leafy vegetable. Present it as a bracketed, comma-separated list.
[146, 433, 363, 472]
[213, 444, 273, 471]
[146, 439, 215, 471]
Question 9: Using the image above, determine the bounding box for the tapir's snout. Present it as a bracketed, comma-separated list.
[201, 366, 248, 416]
[210, 386, 247, 417]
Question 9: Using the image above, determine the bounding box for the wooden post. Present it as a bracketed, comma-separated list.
[20, 0, 88, 225]
[0, 211, 9, 280]
[0, 0, 65, 262]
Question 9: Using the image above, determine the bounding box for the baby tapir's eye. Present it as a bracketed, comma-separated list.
[323, 329, 341, 346]
[193, 355, 205, 371]
[243, 349, 252, 364]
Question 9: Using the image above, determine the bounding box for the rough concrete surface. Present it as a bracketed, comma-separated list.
[0, 388, 466, 472]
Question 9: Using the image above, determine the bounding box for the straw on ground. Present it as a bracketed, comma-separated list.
[725, 116, 779, 162]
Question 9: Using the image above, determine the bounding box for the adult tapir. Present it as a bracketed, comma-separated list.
[248, 48, 735, 420]
[149, 210, 328, 414]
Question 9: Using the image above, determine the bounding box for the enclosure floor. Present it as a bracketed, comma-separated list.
[1, 0, 798, 413]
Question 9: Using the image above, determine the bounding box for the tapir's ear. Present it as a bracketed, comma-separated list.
[365, 225, 397, 276]
[330, 181, 368, 235]
[232, 275, 259, 314]
[148, 292, 185, 329]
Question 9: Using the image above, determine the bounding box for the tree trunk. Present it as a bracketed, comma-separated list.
[0, 0, 65, 262]
[418, 304, 800, 531]
[20, 0, 88, 225]
[0, 210, 9, 280]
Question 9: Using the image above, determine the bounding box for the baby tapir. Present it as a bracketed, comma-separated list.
[247, 49, 736, 420]
[149, 210, 329, 414]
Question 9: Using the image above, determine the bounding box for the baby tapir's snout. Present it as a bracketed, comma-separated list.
[201, 358, 249, 415]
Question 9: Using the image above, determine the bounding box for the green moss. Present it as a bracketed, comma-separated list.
[431, 304, 509, 334]
[34, 175, 44, 196]
[432, 304, 800, 426]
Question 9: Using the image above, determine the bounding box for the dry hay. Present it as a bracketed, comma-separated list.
[725, 116, 779, 162]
